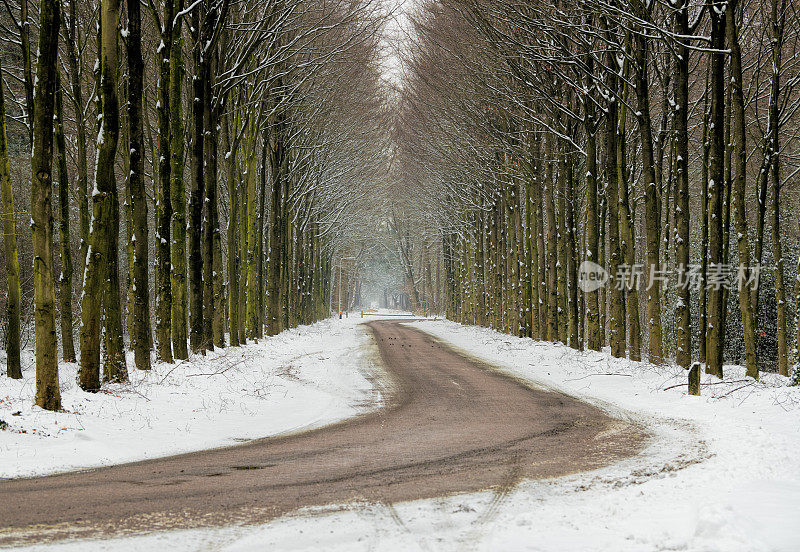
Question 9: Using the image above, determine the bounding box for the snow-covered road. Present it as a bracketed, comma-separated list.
[4, 316, 800, 552]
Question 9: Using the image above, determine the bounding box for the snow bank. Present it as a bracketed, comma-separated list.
[0, 315, 386, 479]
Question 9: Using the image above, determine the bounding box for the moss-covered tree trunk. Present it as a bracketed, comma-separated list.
[211, 107, 225, 348]
[202, 66, 215, 350]
[127, 0, 151, 371]
[188, 7, 205, 353]
[170, 13, 188, 359]
[156, 0, 174, 363]
[80, 0, 122, 391]
[604, 65, 626, 359]
[30, 0, 61, 408]
[673, 0, 692, 370]
[256, 141, 267, 337]
[224, 115, 240, 347]
[0, 55, 22, 379]
[266, 119, 284, 336]
[565, 153, 579, 349]
[102, 174, 127, 382]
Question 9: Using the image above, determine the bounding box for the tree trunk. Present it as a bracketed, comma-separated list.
[266, 118, 285, 336]
[127, 0, 151, 371]
[604, 70, 626, 359]
[102, 171, 127, 382]
[55, 76, 76, 364]
[257, 139, 268, 338]
[188, 7, 205, 353]
[673, 0, 692, 370]
[80, 0, 123, 391]
[727, 0, 758, 378]
[224, 116, 239, 347]
[585, 106, 601, 352]
[616, 76, 641, 361]
[632, 5, 663, 363]
[156, 0, 174, 363]
[565, 153, 579, 349]
[202, 63, 215, 350]
[706, 1, 727, 377]
[30, 0, 61, 408]
[767, 0, 788, 376]
[170, 12, 188, 359]
[0, 55, 22, 378]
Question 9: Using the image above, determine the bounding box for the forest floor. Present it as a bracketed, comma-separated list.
[2, 315, 800, 551]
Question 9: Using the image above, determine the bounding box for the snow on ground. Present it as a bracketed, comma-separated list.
[0, 314, 389, 479]
[7, 317, 800, 552]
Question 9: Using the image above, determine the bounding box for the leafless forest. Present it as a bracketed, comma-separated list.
[1, 0, 799, 411]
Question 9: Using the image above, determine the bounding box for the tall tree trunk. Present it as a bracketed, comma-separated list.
[0, 55, 22, 378]
[266, 118, 284, 336]
[674, 0, 692, 370]
[202, 62, 215, 350]
[544, 139, 558, 341]
[565, 154, 579, 349]
[80, 0, 123, 391]
[767, 0, 788, 376]
[257, 139, 268, 338]
[706, 0, 727, 377]
[556, 152, 567, 344]
[103, 171, 127, 382]
[245, 127, 259, 338]
[526, 159, 540, 340]
[727, 0, 759, 378]
[188, 7, 205, 353]
[617, 74, 641, 362]
[211, 108, 225, 348]
[30, 0, 61, 408]
[585, 103, 602, 352]
[632, 4, 663, 363]
[54, 76, 76, 363]
[224, 116, 239, 347]
[127, 0, 151, 371]
[156, 0, 174, 363]
[604, 66, 626, 359]
[170, 11, 188, 359]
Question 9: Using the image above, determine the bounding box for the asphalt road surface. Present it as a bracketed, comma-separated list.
[0, 320, 646, 546]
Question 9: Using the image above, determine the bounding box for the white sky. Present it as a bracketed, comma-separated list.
[379, 0, 419, 87]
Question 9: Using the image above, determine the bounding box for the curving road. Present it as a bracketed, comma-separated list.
[0, 321, 645, 546]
